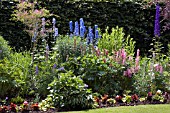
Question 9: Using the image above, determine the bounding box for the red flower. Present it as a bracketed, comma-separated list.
[10, 103, 17, 112]
[32, 103, 39, 111]
[131, 94, 139, 101]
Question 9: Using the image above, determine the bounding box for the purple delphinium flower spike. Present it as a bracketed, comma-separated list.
[69, 21, 73, 32]
[35, 66, 39, 75]
[154, 4, 160, 37]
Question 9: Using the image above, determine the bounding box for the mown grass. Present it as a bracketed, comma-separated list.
[62, 104, 170, 113]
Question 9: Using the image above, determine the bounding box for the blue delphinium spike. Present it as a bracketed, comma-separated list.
[69, 21, 73, 32]
[88, 27, 93, 44]
[154, 4, 160, 37]
[54, 28, 58, 36]
[80, 18, 84, 27]
[74, 21, 79, 36]
[94, 25, 98, 31]
[80, 26, 84, 38]
[95, 30, 99, 38]
[84, 26, 86, 33]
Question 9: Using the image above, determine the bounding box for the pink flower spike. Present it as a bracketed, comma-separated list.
[159, 65, 163, 74]
[127, 69, 132, 77]
[136, 49, 140, 57]
[116, 51, 119, 62]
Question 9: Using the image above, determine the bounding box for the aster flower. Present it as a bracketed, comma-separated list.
[154, 4, 160, 37]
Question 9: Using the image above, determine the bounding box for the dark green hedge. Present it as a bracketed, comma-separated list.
[0, 1, 30, 51]
[44, 1, 160, 56]
[0, 1, 170, 56]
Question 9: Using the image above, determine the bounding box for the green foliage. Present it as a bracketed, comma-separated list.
[133, 57, 151, 96]
[9, 52, 32, 96]
[98, 26, 135, 56]
[11, 96, 24, 104]
[47, 71, 93, 110]
[0, 58, 17, 98]
[134, 55, 169, 96]
[63, 50, 136, 95]
[52, 36, 88, 63]
[0, 36, 11, 60]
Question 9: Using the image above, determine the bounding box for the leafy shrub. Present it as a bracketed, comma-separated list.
[98, 26, 135, 56]
[47, 71, 93, 111]
[52, 36, 88, 63]
[9, 52, 32, 96]
[63, 48, 139, 94]
[0, 58, 17, 98]
[0, 36, 11, 60]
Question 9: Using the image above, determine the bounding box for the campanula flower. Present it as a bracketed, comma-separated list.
[58, 67, 65, 71]
[35, 66, 38, 75]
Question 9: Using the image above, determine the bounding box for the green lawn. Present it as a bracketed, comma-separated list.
[62, 104, 170, 113]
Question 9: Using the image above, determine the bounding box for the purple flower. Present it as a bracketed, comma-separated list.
[52, 18, 56, 24]
[58, 67, 65, 71]
[42, 18, 46, 26]
[54, 28, 58, 36]
[154, 4, 160, 37]
[0, 50, 2, 53]
[53, 64, 57, 69]
[84, 84, 88, 88]
[35, 66, 39, 75]
[69, 21, 73, 32]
